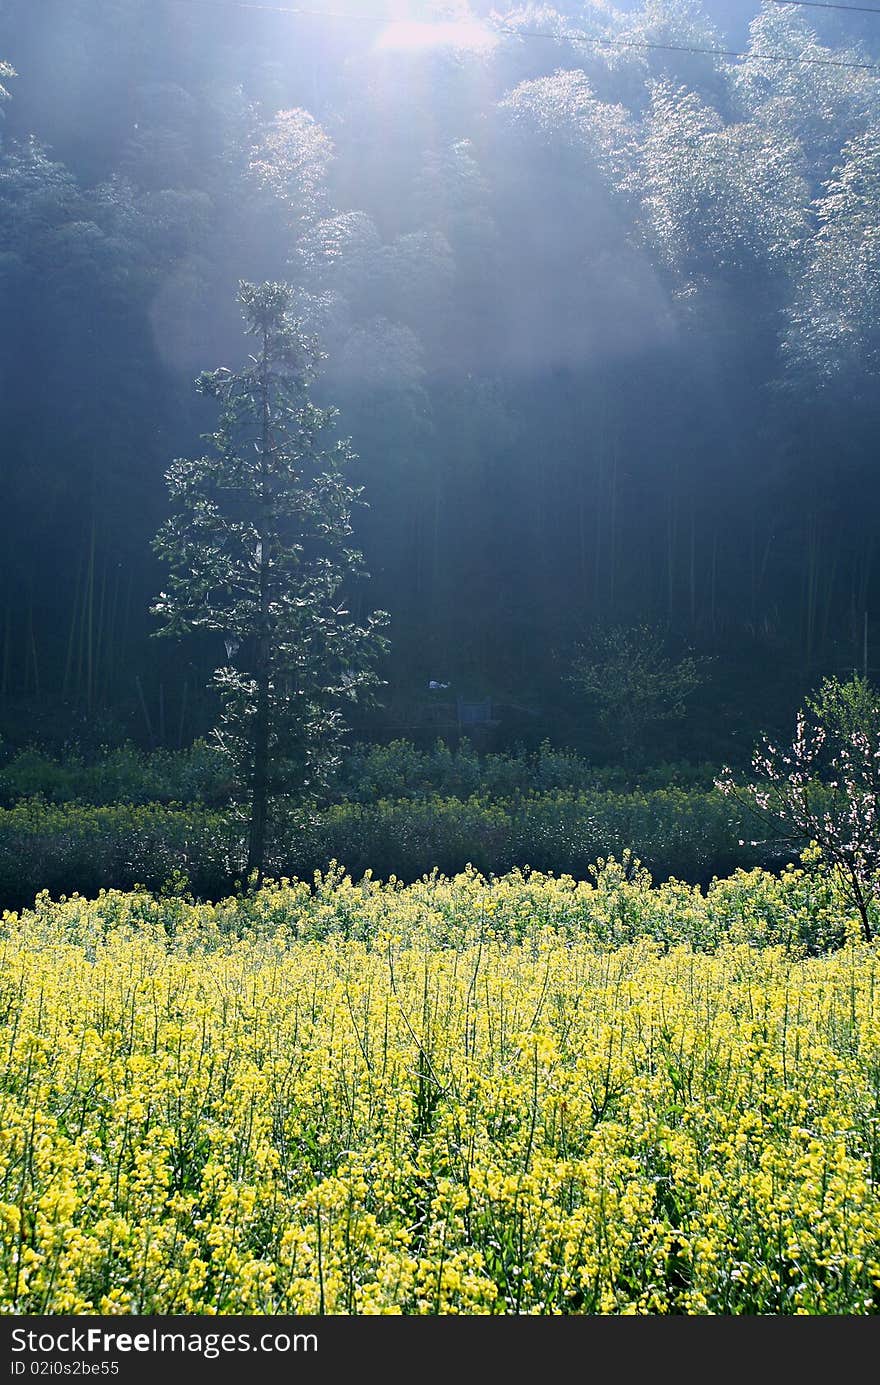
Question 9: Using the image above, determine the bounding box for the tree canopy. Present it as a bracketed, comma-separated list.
[1, 1, 879, 754]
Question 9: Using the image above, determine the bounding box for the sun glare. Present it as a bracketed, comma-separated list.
[374, 19, 499, 53]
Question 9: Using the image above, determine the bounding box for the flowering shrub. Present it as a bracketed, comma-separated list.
[718, 676, 880, 940]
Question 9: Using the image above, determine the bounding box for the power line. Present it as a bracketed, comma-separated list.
[766, 0, 880, 13]
[511, 29, 880, 70]
[167, 0, 880, 72]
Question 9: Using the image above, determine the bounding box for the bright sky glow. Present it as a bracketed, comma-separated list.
[374, 19, 499, 53]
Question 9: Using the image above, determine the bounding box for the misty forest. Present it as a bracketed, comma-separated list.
[4, 0, 880, 886]
[3, 0, 880, 892]
[2, 0, 880, 1318]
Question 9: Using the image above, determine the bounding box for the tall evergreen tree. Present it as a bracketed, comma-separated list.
[153, 280, 388, 878]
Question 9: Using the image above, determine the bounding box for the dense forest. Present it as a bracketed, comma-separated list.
[2, 0, 880, 761]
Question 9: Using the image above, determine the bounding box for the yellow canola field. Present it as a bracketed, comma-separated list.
[1, 868, 879, 1315]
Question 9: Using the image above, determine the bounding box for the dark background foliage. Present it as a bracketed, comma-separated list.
[2, 0, 879, 765]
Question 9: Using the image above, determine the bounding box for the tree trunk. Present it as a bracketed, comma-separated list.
[247, 647, 270, 881]
[850, 872, 873, 943]
[248, 323, 274, 883]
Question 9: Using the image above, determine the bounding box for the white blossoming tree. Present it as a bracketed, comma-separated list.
[717, 675, 880, 941]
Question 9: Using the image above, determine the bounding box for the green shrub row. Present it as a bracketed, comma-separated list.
[0, 736, 718, 810]
[0, 799, 238, 906]
[312, 788, 775, 884]
[0, 786, 780, 909]
[337, 738, 719, 800]
[0, 740, 230, 808]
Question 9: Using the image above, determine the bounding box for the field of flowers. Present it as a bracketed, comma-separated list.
[1, 860, 879, 1314]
